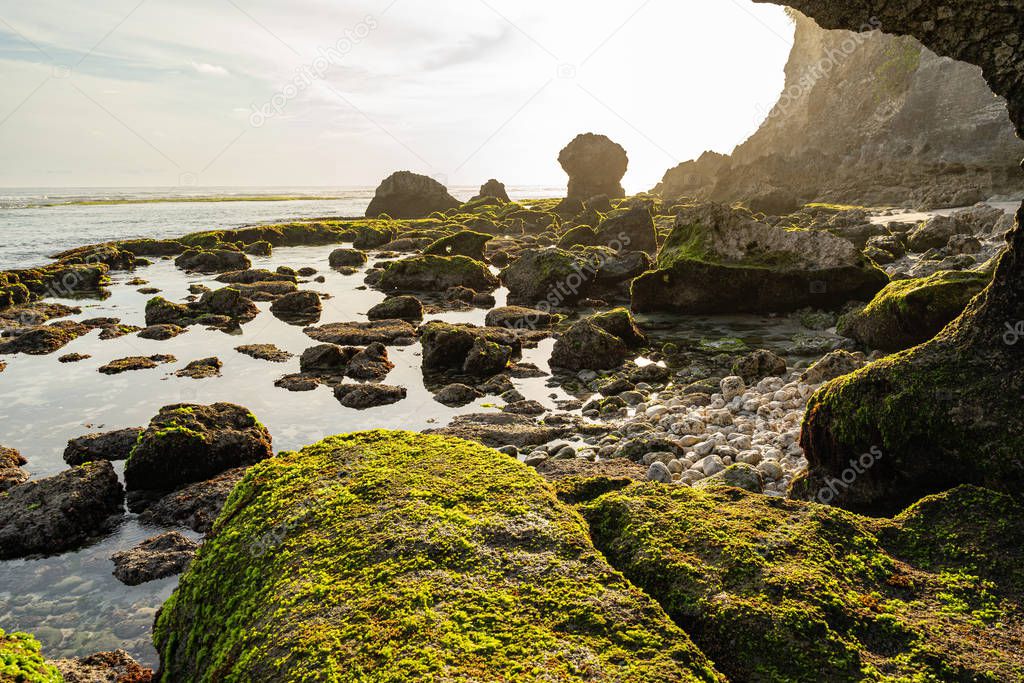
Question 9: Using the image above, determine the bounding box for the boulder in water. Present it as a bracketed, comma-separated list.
[558, 133, 628, 201]
[365, 171, 460, 219]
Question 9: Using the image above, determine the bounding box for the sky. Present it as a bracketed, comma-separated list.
[0, 0, 795, 192]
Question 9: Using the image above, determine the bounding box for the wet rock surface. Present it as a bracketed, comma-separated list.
[0, 461, 124, 560]
[111, 532, 198, 586]
[63, 428, 143, 466]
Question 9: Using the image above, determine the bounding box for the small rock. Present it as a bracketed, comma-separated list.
[111, 531, 198, 586]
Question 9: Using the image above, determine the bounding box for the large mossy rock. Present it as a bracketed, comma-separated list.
[581, 482, 1024, 683]
[422, 230, 494, 260]
[124, 403, 273, 499]
[365, 171, 460, 219]
[378, 255, 498, 293]
[837, 270, 989, 352]
[631, 203, 888, 314]
[153, 431, 723, 682]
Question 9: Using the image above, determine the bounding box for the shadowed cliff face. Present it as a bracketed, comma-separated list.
[760, 0, 1024, 513]
[658, 10, 1023, 209]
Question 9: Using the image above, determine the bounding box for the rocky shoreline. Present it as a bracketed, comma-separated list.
[1, 80, 1023, 683]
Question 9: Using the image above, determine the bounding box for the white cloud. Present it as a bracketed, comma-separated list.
[191, 60, 230, 77]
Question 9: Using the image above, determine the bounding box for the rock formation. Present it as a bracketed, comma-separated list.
[656, 11, 1024, 210]
[365, 171, 460, 219]
[754, 0, 1024, 513]
[559, 133, 629, 201]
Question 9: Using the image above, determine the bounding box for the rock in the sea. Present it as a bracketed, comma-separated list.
[378, 255, 499, 293]
[269, 290, 322, 325]
[550, 317, 630, 371]
[52, 648, 153, 683]
[365, 171, 460, 219]
[582, 483, 1024, 682]
[328, 248, 367, 269]
[367, 295, 424, 322]
[631, 203, 888, 314]
[137, 324, 186, 341]
[124, 403, 272, 501]
[98, 354, 176, 375]
[485, 305, 553, 330]
[174, 248, 250, 274]
[344, 342, 394, 381]
[0, 445, 29, 491]
[731, 349, 787, 383]
[333, 383, 407, 409]
[63, 427, 143, 466]
[305, 319, 416, 346]
[471, 178, 510, 203]
[419, 322, 521, 376]
[499, 247, 589, 306]
[0, 322, 88, 356]
[145, 288, 258, 329]
[174, 357, 223, 379]
[559, 133, 629, 201]
[111, 531, 198, 586]
[139, 467, 247, 534]
[0, 461, 124, 560]
[423, 230, 494, 261]
[433, 383, 483, 407]
[837, 270, 989, 352]
[153, 431, 719, 681]
[234, 344, 293, 362]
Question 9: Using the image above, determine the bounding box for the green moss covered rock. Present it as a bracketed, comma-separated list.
[0, 629, 61, 682]
[379, 255, 498, 293]
[631, 203, 888, 314]
[154, 431, 723, 682]
[837, 270, 989, 352]
[422, 230, 494, 261]
[581, 482, 1024, 682]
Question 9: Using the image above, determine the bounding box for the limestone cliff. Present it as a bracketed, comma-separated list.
[656, 11, 1024, 210]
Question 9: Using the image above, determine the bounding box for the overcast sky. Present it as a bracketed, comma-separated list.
[0, 0, 794, 191]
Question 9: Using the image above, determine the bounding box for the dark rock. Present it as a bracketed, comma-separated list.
[111, 532, 197, 586]
[270, 290, 322, 325]
[345, 343, 394, 381]
[52, 649, 154, 683]
[333, 383, 407, 409]
[137, 324, 186, 340]
[174, 248, 250, 274]
[0, 461, 124, 560]
[234, 344, 293, 363]
[174, 357, 223, 379]
[433, 383, 483, 407]
[63, 428, 143, 466]
[124, 403, 272, 500]
[145, 288, 258, 329]
[799, 350, 867, 385]
[365, 171, 460, 219]
[58, 353, 91, 363]
[329, 248, 367, 268]
[139, 467, 247, 534]
[367, 295, 424, 322]
[273, 374, 322, 392]
[550, 320, 627, 371]
[98, 355, 176, 375]
[423, 231, 494, 261]
[461, 337, 513, 376]
[472, 178, 510, 203]
[632, 203, 888, 314]
[216, 268, 296, 285]
[837, 270, 989, 352]
[0, 322, 89, 356]
[485, 306, 553, 330]
[305, 319, 417, 346]
[299, 344, 358, 374]
[503, 400, 546, 416]
[558, 133, 628, 201]
[593, 206, 657, 254]
[419, 322, 520, 376]
[590, 307, 647, 347]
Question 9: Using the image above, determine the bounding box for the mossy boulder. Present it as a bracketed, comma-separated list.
[590, 307, 647, 347]
[366, 295, 424, 322]
[145, 288, 259, 329]
[379, 255, 499, 293]
[582, 482, 1024, 682]
[551, 320, 628, 371]
[594, 206, 657, 254]
[0, 629, 61, 682]
[124, 403, 273, 501]
[419, 322, 521, 376]
[501, 247, 589, 305]
[837, 270, 989, 352]
[153, 431, 723, 682]
[631, 203, 888, 314]
[174, 248, 251, 273]
[422, 230, 494, 261]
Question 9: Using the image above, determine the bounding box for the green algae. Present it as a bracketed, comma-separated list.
[0, 629, 62, 682]
[154, 431, 723, 682]
[581, 483, 1024, 683]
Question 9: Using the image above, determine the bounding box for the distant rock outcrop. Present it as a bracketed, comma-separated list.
[654, 12, 1024, 210]
[365, 171, 460, 219]
[559, 133, 628, 201]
